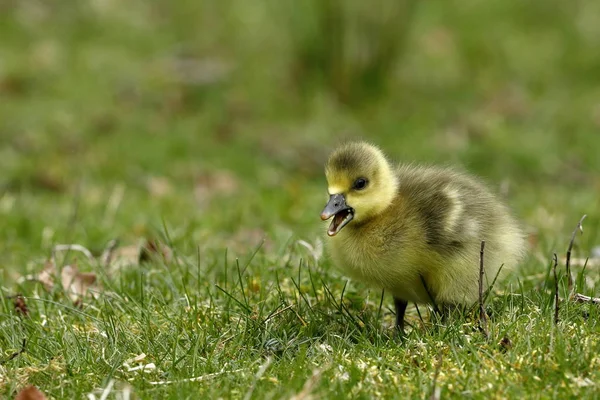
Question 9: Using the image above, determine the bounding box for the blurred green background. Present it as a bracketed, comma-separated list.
[3, 1, 600, 398]
[1, 0, 599, 277]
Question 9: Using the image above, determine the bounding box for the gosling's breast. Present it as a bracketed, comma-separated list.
[328, 228, 428, 302]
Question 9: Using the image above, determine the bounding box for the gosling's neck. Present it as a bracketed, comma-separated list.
[373, 159, 398, 215]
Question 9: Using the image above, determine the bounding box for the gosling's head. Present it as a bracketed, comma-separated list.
[321, 142, 398, 236]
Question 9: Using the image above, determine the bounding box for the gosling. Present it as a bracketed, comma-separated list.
[320, 142, 526, 331]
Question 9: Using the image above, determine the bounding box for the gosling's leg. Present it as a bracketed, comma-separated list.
[394, 297, 408, 333]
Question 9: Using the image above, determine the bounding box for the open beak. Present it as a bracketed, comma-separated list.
[320, 194, 354, 236]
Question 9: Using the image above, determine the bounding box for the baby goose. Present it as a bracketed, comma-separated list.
[320, 142, 526, 331]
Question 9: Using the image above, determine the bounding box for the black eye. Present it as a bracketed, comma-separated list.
[353, 178, 368, 190]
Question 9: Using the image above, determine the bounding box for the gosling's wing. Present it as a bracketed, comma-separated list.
[395, 165, 499, 252]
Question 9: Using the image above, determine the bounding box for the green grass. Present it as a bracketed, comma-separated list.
[2, 0, 600, 398]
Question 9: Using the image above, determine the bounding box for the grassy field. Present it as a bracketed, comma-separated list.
[2, 0, 600, 398]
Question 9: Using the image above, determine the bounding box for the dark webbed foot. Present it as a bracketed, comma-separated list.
[394, 297, 408, 334]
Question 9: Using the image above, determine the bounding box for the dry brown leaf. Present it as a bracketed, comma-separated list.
[13, 295, 29, 317]
[106, 244, 142, 270]
[61, 264, 99, 302]
[99, 239, 119, 266]
[34, 260, 100, 303]
[499, 335, 513, 352]
[14, 385, 48, 400]
[141, 239, 173, 263]
[27, 239, 174, 301]
[36, 260, 56, 291]
[107, 238, 174, 272]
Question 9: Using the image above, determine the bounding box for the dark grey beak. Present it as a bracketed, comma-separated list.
[320, 194, 355, 236]
[320, 194, 347, 220]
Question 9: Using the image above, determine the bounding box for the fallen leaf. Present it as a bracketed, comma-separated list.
[14, 385, 47, 400]
[61, 264, 99, 302]
[106, 244, 142, 270]
[36, 260, 56, 291]
[499, 335, 513, 352]
[107, 238, 174, 272]
[13, 295, 29, 317]
[140, 239, 173, 263]
[100, 239, 119, 266]
[33, 260, 100, 304]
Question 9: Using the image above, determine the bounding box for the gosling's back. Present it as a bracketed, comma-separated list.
[329, 164, 526, 305]
[397, 165, 525, 302]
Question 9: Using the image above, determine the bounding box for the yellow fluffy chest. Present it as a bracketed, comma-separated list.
[327, 229, 429, 303]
